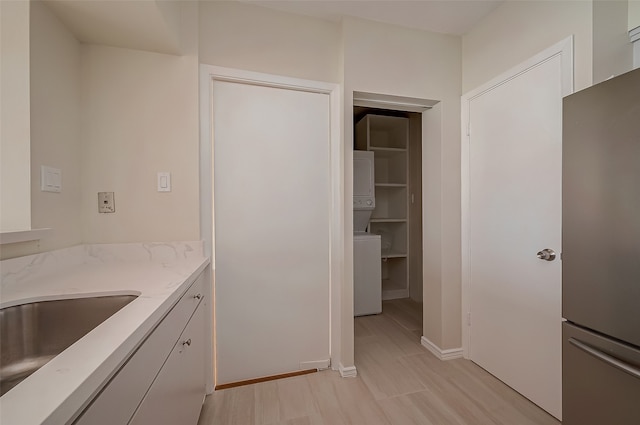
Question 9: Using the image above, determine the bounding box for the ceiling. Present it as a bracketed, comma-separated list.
[44, 0, 504, 56]
[44, 0, 183, 55]
[243, 0, 504, 36]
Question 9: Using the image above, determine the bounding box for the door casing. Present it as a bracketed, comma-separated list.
[199, 65, 342, 390]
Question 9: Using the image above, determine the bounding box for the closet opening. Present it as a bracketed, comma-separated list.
[353, 104, 424, 344]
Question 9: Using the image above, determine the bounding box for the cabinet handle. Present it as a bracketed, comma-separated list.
[194, 294, 202, 300]
[182, 339, 192, 347]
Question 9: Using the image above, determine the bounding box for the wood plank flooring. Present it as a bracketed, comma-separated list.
[198, 299, 560, 425]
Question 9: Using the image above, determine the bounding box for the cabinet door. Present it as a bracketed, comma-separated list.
[128, 302, 206, 425]
[74, 275, 205, 425]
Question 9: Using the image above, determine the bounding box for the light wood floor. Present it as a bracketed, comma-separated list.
[198, 299, 560, 425]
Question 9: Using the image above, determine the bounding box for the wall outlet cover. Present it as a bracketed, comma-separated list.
[98, 192, 115, 213]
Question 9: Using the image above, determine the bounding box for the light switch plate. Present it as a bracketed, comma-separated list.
[41, 166, 62, 193]
[98, 192, 115, 213]
[157, 172, 171, 192]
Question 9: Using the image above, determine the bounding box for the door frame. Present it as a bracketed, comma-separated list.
[199, 65, 342, 390]
[460, 37, 574, 359]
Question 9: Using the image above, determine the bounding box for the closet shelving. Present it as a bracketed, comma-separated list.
[355, 114, 410, 300]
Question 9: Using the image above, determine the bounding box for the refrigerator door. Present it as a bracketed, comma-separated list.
[562, 68, 640, 347]
[563, 322, 640, 425]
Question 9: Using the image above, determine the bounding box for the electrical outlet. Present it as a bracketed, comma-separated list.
[98, 192, 115, 213]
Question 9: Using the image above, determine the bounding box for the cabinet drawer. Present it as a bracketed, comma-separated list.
[74, 273, 205, 425]
[563, 322, 640, 425]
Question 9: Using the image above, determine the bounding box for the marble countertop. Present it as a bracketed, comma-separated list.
[0, 242, 210, 425]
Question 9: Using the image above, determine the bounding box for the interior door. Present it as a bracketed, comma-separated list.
[213, 79, 331, 385]
[465, 44, 570, 420]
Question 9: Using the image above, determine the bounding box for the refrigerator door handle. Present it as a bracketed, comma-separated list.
[569, 337, 640, 380]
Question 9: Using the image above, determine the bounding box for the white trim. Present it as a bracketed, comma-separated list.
[338, 363, 358, 378]
[0, 228, 51, 245]
[198, 67, 213, 261]
[199, 65, 343, 387]
[460, 36, 574, 359]
[629, 26, 640, 43]
[205, 65, 338, 95]
[199, 66, 215, 395]
[353, 91, 435, 112]
[300, 359, 331, 370]
[421, 336, 463, 361]
[329, 76, 343, 377]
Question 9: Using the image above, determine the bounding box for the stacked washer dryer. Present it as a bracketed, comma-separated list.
[353, 151, 382, 316]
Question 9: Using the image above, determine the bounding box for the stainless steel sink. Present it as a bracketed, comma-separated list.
[0, 295, 137, 396]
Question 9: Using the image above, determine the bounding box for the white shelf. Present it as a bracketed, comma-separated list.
[370, 146, 407, 153]
[382, 278, 409, 300]
[356, 113, 410, 297]
[382, 289, 410, 301]
[382, 278, 406, 291]
[366, 115, 409, 149]
[375, 183, 406, 188]
[371, 218, 406, 223]
[373, 151, 406, 185]
[381, 251, 407, 259]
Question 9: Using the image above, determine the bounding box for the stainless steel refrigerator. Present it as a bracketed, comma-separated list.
[562, 67, 640, 424]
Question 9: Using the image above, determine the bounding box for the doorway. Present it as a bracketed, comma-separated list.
[353, 105, 424, 343]
[200, 66, 342, 388]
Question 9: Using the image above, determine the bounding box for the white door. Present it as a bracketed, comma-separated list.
[213, 79, 331, 385]
[463, 39, 572, 420]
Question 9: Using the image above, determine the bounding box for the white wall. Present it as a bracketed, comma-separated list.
[0, 0, 31, 233]
[630, 0, 640, 29]
[463, 0, 593, 93]
[29, 0, 83, 253]
[342, 17, 462, 351]
[593, 0, 633, 83]
[80, 45, 200, 243]
[198, 1, 340, 83]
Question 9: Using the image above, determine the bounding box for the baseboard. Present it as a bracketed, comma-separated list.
[338, 363, 357, 378]
[421, 336, 463, 361]
[382, 288, 410, 301]
[300, 359, 330, 370]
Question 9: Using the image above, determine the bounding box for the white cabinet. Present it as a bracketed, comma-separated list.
[129, 302, 205, 425]
[355, 114, 410, 300]
[73, 273, 206, 425]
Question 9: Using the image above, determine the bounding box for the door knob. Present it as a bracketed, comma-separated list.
[536, 249, 556, 261]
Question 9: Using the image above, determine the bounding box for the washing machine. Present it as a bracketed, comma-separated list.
[353, 151, 382, 316]
[354, 232, 381, 316]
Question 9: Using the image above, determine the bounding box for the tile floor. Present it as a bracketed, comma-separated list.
[197, 298, 560, 425]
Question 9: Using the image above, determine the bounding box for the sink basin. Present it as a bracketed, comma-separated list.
[0, 295, 137, 396]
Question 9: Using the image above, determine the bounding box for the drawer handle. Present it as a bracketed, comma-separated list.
[569, 337, 640, 380]
[182, 339, 192, 347]
[194, 294, 202, 300]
